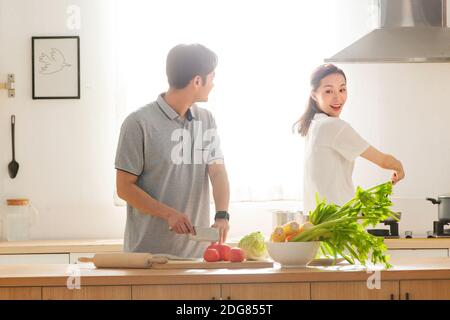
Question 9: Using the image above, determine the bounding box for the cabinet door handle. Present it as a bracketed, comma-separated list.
[227, 296, 231, 300]
[390, 294, 394, 300]
[212, 297, 216, 300]
[405, 292, 410, 300]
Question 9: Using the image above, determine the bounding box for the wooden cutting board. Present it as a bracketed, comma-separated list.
[152, 260, 274, 269]
[78, 253, 274, 269]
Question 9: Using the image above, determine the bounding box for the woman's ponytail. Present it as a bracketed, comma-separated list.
[293, 96, 321, 137]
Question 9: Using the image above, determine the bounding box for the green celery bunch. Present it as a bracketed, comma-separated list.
[292, 181, 397, 268]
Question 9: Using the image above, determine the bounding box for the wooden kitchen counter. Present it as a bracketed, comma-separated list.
[0, 258, 449, 287]
[0, 258, 449, 300]
[1, 238, 450, 255]
[0, 239, 123, 254]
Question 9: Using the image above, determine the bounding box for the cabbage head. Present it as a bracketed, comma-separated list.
[238, 231, 268, 260]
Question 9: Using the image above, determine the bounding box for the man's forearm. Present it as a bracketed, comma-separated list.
[210, 170, 230, 212]
[118, 184, 176, 220]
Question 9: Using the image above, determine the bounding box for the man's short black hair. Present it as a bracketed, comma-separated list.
[166, 44, 218, 89]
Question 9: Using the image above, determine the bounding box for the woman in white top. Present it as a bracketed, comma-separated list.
[294, 64, 405, 214]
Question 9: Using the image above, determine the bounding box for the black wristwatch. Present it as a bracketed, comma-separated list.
[215, 211, 230, 221]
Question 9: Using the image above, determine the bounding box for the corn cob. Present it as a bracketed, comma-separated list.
[282, 221, 300, 236]
[270, 227, 286, 242]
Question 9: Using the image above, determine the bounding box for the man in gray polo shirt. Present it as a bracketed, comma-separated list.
[115, 44, 230, 258]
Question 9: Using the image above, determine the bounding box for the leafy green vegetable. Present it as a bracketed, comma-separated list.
[292, 181, 397, 268]
[238, 231, 268, 260]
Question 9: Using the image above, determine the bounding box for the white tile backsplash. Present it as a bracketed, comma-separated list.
[390, 198, 439, 237]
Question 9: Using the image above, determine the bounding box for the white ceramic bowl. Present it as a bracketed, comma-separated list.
[267, 241, 320, 268]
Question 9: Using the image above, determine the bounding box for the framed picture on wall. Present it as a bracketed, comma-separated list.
[32, 36, 80, 99]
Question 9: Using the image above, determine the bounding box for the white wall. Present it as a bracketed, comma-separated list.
[347, 64, 450, 236]
[0, 0, 449, 241]
[0, 0, 125, 239]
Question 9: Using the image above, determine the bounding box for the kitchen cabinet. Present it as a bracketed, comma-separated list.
[0, 254, 69, 265]
[311, 281, 399, 300]
[5, 281, 450, 300]
[132, 284, 221, 300]
[0, 287, 41, 300]
[221, 283, 310, 300]
[400, 280, 450, 300]
[42, 286, 131, 300]
[388, 249, 449, 260]
[132, 283, 310, 300]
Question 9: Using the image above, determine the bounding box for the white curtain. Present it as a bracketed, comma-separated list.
[113, 0, 340, 202]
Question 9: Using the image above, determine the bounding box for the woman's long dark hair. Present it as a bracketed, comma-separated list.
[293, 64, 346, 136]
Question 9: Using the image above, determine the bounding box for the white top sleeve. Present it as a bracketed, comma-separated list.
[332, 123, 370, 162]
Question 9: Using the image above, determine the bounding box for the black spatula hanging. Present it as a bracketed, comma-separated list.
[8, 115, 19, 178]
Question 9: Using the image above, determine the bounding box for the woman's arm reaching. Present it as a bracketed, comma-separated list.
[361, 146, 405, 184]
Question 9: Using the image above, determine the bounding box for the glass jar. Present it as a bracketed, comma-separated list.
[5, 199, 38, 241]
[272, 210, 304, 229]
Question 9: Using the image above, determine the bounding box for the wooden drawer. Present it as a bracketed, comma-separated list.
[311, 281, 399, 300]
[132, 284, 220, 300]
[221, 283, 310, 300]
[43, 286, 131, 300]
[0, 287, 42, 300]
[400, 280, 450, 300]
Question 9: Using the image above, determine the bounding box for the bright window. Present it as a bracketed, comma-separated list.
[114, 0, 339, 203]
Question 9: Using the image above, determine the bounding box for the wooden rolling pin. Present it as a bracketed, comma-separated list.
[78, 253, 168, 268]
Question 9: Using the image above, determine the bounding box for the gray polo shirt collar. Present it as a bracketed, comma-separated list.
[156, 93, 196, 121]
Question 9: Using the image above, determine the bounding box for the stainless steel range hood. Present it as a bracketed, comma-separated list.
[325, 0, 450, 63]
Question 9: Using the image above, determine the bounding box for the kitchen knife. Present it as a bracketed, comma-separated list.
[151, 253, 201, 261]
[189, 226, 220, 242]
[169, 225, 220, 242]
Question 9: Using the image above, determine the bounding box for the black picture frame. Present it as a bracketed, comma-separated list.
[32, 36, 80, 99]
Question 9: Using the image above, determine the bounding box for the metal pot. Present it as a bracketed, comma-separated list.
[426, 195, 450, 222]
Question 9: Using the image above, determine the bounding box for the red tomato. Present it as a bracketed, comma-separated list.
[207, 242, 221, 251]
[229, 248, 245, 262]
[216, 244, 232, 261]
[203, 248, 220, 262]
